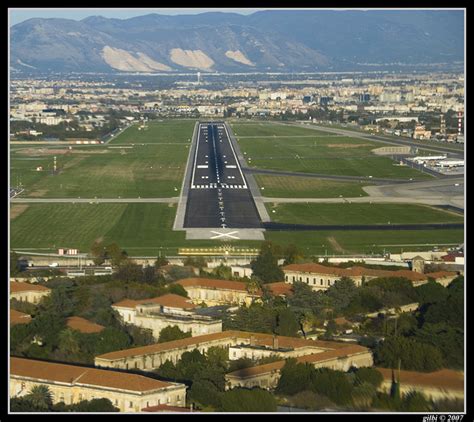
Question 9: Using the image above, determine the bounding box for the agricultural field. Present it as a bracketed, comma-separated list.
[254, 175, 370, 198]
[231, 122, 430, 180]
[266, 203, 464, 226]
[9, 203, 261, 256]
[10, 124, 193, 198]
[265, 229, 464, 255]
[111, 119, 196, 144]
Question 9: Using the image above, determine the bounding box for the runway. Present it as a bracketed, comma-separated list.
[183, 122, 262, 229]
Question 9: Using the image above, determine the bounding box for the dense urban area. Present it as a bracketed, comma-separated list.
[9, 9, 465, 415]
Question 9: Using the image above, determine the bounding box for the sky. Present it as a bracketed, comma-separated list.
[8, 8, 266, 26]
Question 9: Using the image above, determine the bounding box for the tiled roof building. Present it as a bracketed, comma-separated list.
[112, 293, 222, 339]
[283, 263, 456, 290]
[10, 357, 187, 413]
[10, 281, 51, 304]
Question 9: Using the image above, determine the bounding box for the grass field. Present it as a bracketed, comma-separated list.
[266, 203, 464, 226]
[230, 122, 331, 137]
[265, 229, 464, 255]
[254, 175, 370, 198]
[10, 202, 463, 257]
[9, 203, 261, 255]
[111, 119, 196, 144]
[230, 122, 430, 180]
[10, 120, 196, 198]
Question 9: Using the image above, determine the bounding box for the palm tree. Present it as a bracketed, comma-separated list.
[25, 385, 53, 411]
[58, 328, 80, 356]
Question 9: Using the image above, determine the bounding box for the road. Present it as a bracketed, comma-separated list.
[183, 122, 262, 229]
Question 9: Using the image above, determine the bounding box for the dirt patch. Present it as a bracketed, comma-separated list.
[327, 236, 345, 253]
[10, 204, 29, 219]
[28, 189, 48, 198]
[327, 143, 372, 148]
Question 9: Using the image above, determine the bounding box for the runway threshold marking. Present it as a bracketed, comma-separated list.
[210, 230, 240, 240]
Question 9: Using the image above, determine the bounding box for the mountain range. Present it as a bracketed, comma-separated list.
[10, 10, 464, 74]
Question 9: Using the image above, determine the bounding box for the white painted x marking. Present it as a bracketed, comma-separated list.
[210, 230, 240, 240]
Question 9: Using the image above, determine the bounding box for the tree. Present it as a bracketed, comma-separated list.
[401, 391, 431, 412]
[283, 244, 303, 265]
[167, 283, 188, 298]
[220, 388, 277, 412]
[251, 241, 284, 283]
[24, 385, 53, 411]
[188, 380, 222, 410]
[353, 367, 384, 389]
[155, 257, 169, 268]
[374, 336, 444, 372]
[158, 326, 192, 343]
[275, 308, 300, 337]
[90, 241, 106, 266]
[58, 328, 81, 356]
[326, 277, 358, 312]
[69, 398, 119, 412]
[310, 368, 354, 405]
[10, 251, 20, 275]
[114, 261, 143, 283]
[105, 243, 127, 267]
[276, 359, 313, 395]
[416, 280, 448, 305]
[352, 382, 377, 409]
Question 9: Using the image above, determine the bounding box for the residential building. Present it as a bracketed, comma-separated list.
[10, 281, 51, 304]
[66, 316, 105, 334]
[225, 344, 372, 390]
[10, 357, 187, 413]
[283, 263, 457, 290]
[175, 278, 261, 306]
[95, 331, 373, 378]
[112, 294, 222, 339]
[10, 309, 32, 326]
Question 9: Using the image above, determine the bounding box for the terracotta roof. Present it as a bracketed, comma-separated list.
[112, 294, 196, 310]
[376, 367, 464, 391]
[283, 263, 427, 282]
[265, 282, 293, 296]
[425, 271, 458, 279]
[11, 357, 176, 393]
[176, 278, 261, 295]
[226, 345, 369, 379]
[66, 316, 105, 334]
[96, 330, 351, 362]
[142, 405, 193, 412]
[10, 281, 51, 294]
[10, 309, 32, 325]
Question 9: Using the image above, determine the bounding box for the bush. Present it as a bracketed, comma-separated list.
[220, 388, 277, 412]
[353, 367, 384, 388]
